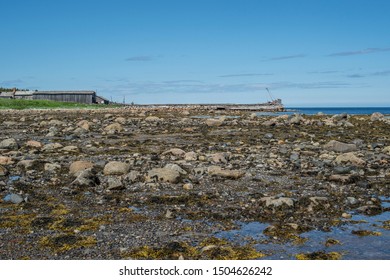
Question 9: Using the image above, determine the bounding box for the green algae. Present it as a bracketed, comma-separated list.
[124, 237, 264, 260]
[296, 251, 342, 260]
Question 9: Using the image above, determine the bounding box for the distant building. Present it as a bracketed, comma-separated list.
[0, 90, 34, 99]
[33, 91, 97, 104]
[0, 90, 110, 105]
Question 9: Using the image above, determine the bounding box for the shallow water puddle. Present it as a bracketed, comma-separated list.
[215, 198, 390, 259]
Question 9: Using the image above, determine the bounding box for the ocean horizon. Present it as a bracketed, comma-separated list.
[281, 107, 390, 116]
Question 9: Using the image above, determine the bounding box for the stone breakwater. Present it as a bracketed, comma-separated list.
[0, 108, 389, 260]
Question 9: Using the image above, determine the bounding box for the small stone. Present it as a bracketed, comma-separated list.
[71, 169, 100, 187]
[17, 160, 43, 171]
[334, 152, 366, 166]
[145, 116, 161, 122]
[205, 118, 223, 127]
[162, 148, 186, 157]
[0, 156, 14, 165]
[104, 123, 123, 133]
[184, 151, 198, 161]
[0, 165, 8, 176]
[207, 166, 244, 179]
[42, 143, 64, 152]
[165, 209, 174, 219]
[0, 138, 19, 150]
[26, 140, 43, 149]
[324, 140, 357, 153]
[342, 213, 352, 219]
[260, 196, 294, 208]
[77, 120, 91, 130]
[211, 153, 228, 164]
[183, 183, 193, 190]
[44, 163, 61, 172]
[164, 163, 187, 175]
[103, 161, 131, 175]
[61, 146, 79, 153]
[107, 177, 124, 190]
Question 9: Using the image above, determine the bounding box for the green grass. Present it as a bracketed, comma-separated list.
[0, 99, 118, 110]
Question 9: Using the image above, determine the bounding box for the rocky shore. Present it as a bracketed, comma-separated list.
[0, 108, 389, 259]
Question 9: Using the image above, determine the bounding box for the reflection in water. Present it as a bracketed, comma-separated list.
[215, 198, 390, 259]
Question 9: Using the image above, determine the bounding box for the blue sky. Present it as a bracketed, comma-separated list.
[1, 0, 390, 106]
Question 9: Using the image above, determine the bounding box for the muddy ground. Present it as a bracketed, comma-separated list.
[0, 108, 389, 259]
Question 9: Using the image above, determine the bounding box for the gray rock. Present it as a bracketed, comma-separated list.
[370, 112, 384, 122]
[125, 170, 141, 183]
[0, 165, 8, 176]
[103, 161, 131, 175]
[17, 160, 44, 171]
[207, 166, 244, 179]
[107, 177, 124, 190]
[71, 169, 99, 187]
[288, 114, 304, 125]
[0, 138, 19, 150]
[332, 113, 348, 121]
[260, 196, 294, 208]
[164, 163, 187, 175]
[69, 161, 94, 175]
[334, 152, 366, 166]
[44, 163, 61, 173]
[146, 168, 181, 183]
[324, 140, 357, 153]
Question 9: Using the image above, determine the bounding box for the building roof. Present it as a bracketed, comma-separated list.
[34, 91, 96, 95]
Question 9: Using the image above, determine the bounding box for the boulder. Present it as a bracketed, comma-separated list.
[42, 143, 63, 152]
[145, 116, 161, 122]
[370, 112, 384, 122]
[146, 168, 181, 183]
[71, 169, 99, 187]
[334, 152, 366, 166]
[26, 140, 43, 149]
[207, 166, 244, 179]
[103, 161, 130, 175]
[164, 163, 187, 175]
[104, 123, 123, 132]
[107, 177, 125, 190]
[0, 138, 19, 150]
[69, 161, 94, 175]
[162, 148, 186, 157]
[211, 153, 228, 164]
[324, 140, 357, 153]
[17, 160, 44, 171]
[184, 151, 198, 161]
[260, 197, 294, 208]
[205, 119, 223, 127]
[77, 120, 91, 130]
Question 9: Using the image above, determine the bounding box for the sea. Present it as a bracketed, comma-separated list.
[256, 107, 390, 116]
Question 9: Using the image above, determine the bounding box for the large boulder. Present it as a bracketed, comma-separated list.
[69, 161, 94, 175]
[324, 140, 358, 153]
[146, 168, 181, 183]
[370, 112, 384, 122]
[103, 161, 130, 175]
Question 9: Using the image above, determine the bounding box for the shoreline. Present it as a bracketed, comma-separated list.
[0, 108, 389, 259]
